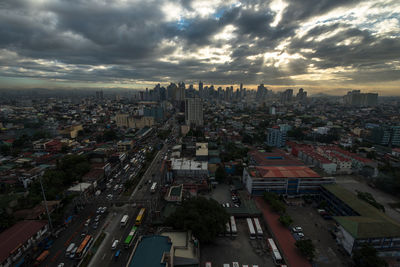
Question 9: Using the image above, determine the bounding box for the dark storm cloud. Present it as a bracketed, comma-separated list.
[0, 0, 399, 89]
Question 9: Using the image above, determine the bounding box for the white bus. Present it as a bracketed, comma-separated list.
[225, 222, 231, 237]
[267, 238, 283, 265]
[230, 216, 237, 237]
[120, 215, 129, 227]
[246, 218, 256, 240]
[253, 218, 263, 239]
[150, 182, 157, 193]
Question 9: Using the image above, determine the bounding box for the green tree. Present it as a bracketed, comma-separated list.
[279, 214, 293, 227]
[295, 239, 315, 260]
[0, 145, 11, 156]
[215, 165, 227, 182]
[166, 197, 229, 243]
[352, 244, 387, 267]
[103, 129, 118, 141]
[270, 199, 286, 214]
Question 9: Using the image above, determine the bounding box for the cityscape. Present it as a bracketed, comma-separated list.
[0, 1, 400, 267]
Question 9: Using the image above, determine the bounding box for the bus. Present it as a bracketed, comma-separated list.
[135, 208, 146, 225]
[246, 218, 256, 240]
[124, 226, 138, 248]
[230, 216, 237, 237]
[120, 215, 129, 227]
[253, 218, 263, 239]
[123, 164, 130, 172]
[267, 238, 283, 265]
[225, 222, 231, 237]
[150, 182, 157, 193]
[75, 235, 93, 259]
[34, 250, 49, 266]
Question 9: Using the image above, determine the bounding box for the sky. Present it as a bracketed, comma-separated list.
[0, 0, 399, 95]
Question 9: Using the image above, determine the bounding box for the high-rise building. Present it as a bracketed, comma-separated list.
[280, 89, 293, 104]
[185, 97, 203, 126]
[199, 81, 203, 98]
[296, 88, 307, 103]
[343, 90, 378, 106]
[266, 127, 287, 147]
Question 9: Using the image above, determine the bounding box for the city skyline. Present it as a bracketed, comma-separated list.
[0, 0, 399, 95]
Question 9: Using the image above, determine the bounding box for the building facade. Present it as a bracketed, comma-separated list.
[185, 98, 203, 126]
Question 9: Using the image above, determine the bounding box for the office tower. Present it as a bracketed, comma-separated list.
[185, 97, 203, 126]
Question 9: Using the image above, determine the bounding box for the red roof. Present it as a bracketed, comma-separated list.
[0, 220, 47, 263]
[255, 197, 311, 267]
[252, 166, 320, 178]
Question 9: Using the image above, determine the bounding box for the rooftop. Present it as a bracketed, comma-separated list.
[171, 158, 208, 171]
[249, 150, 304, 166]
[0, 220, 47, 263]
[129, 235, 172, 267]
[249, 166, 320, 179]
[323, 184, 400, 239]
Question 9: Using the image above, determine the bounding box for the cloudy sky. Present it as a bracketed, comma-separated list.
[0, 0, 399, 95]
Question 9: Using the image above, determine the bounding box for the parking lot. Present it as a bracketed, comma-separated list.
[200, 218, 275, 267]
[200, 184, 275, 267]
[286, 204, 352, 267]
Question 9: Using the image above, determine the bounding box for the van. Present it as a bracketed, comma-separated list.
[70, 246, 78, 259]
[65, 243, 75, 257]
[111, 240, 119, 250]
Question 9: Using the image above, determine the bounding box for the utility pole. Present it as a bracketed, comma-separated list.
[39, 176, 53, 233]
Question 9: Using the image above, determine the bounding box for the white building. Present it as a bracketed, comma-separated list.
[171, 158, 208, 178]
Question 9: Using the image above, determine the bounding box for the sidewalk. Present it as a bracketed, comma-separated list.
[255, 197, 311, 267]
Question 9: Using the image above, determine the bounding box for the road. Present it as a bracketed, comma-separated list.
[89, 143, 168, 267]
[38, 115, 176, 267]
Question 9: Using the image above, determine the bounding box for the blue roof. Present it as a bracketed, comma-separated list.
[129, 235, 172, 267]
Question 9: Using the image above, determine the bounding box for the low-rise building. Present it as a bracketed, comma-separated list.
[0, 220, 48, 267]
[321, 184, 400, 256]
[243, 165, 334, 196]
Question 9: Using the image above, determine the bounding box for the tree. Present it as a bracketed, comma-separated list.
[279, 214, 293, 227]
[103, 129, 118, 141]
[166, 197, 229, 243]
[352, 244, 387, 267]
[215, 165, 227, 182]
[295, 239, 315, 260]
[0, 145, 11, 156]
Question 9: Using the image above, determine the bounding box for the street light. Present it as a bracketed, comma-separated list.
[38, 175, 54, 233]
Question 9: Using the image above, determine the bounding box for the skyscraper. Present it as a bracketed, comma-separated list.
[185, 97, 203, 126]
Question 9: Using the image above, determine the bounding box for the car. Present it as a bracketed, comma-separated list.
[222, 203, 226, 208]
[95, 215, 101, 222]
[111, 240, 119, 250]
[226, 203, 230, 208]
[70, 247, 78, 258]
[118, 184, 123, 189]
[84, 219, 91, 227]
[96, 207, 102, 214]
[93, 222, 99, 229]
[107, 194, 113, 200]
[292, 226, 303, 232]
[57, 263, 65, 267]
[101, 207, 107, 213]
[81, 230, 88, 238]
[297, 232, 305, 238]
[234, 204, 240, 208]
